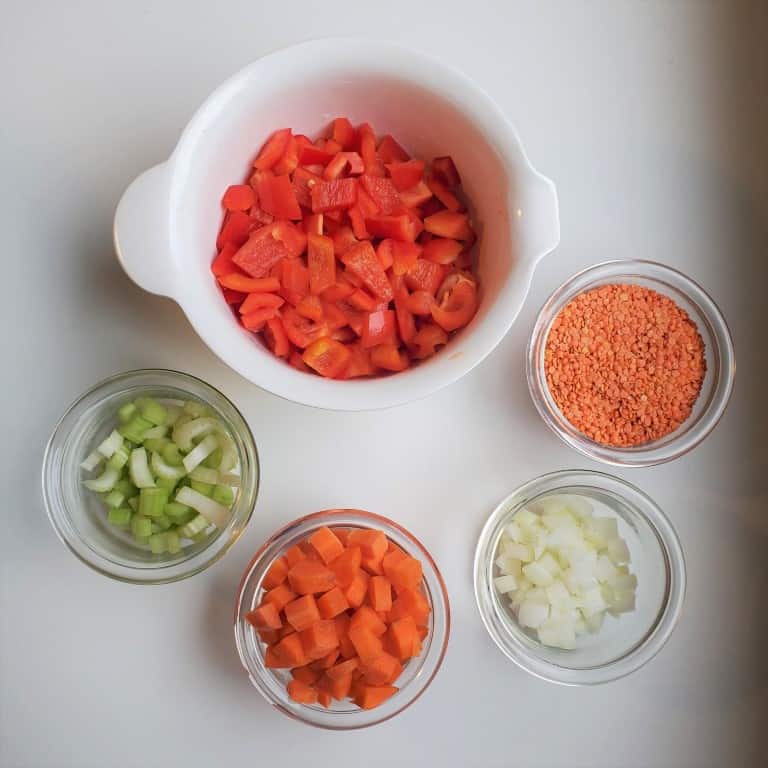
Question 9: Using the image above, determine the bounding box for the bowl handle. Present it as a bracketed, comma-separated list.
[113, 163, 176, 298]
[525, 169, 561, 265]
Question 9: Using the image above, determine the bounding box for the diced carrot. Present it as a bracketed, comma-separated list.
[262, 556, 289, 590]
[287, 679, 318, 704]
[285, 544, 306, 567]
[329, 546, 362, 588]
[348, 625, 384, 664]
[382, 552, 423, 590]
[346, 529, 387, 561]
[350, 605, 387, 637]
[335, 614, 356, 659]
[265, 646, 291, 668]
[389, 587, 431, 627]
[333, 528, 351, 546]
[353, 685, 398, 710]
[387, 616, 419, 660]
[360, 552, 384, 576]
[278, 623, 296, 639]
[417, 626, 429, 641]
[245, 602, 282, 631]
[326, 657, 359, 680]
[291, 665, 321, 686]
[360, 653, 402, 686]
[274, 632, 307, 667]
[284, 594, 321, 632]
[262, 583, 297, 613]
[319, 670, 354, 700]
[368, 576, 393, 613]
[317, 587, 350, 619]
[344, 568, 369, 609]
[300, 619, 339, 659]
[317, 689, 333, 708]
[257, 628, 280, 645]
[287, 560, 336, 595]
[311, 648, 340, 671]
[308, 526, 345, 565]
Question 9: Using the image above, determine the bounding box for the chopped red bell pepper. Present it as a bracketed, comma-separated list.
[358, 123, 384, 176]
[273, 135, 300, 175]
[263, 317, 291, 357]
[393, 288, 416, 346]
[222, 184, 256, 211]
[386, 160, 425, 192]
[361, 310, 397, 348]
[341, 241, 394, 302]
[425, 174, 462, 212]
[411, 323, 448, 359]
[347, 206, 370, 240]
[424, 210, 473, 240]
[431, 275, 478, 331]
[321, 301, 349, 331]
[360, 175, 400, 215]
[399, 180, 433, 209]
[370, 344, 409, 372]
[432, 156, 461, 188]
[331, 117, 357, 150]
[281, 307, 328, 349]
[364, 215, 415, 242]
[391, 241, 422, 276]
[422, 237, 463, 265]
[289, 349, 311, 372]
[254, 129, 291, 171]
[302, 338, 352, 379]
[296, 294, 324, 322]
[321, 282, 355, 302]
[376, 135, 410, 164]
[331, 226, 358, 256]
[307, 233, 336, 296]
[311, 178, 357, 213]
[355, 183, 380, 218]
[323, 152, 365, 180]
[340, 344, 375, 378]
[256, 174, 302, 220]
[239, 292, 285, 314]
[222, 289, 246, 305]
[232, 230, 291, 278]
[280, 258, 310, 306]
[376, 239, 394, 271]
[270, 220, 307, 258]
[347, 289, 378, 312]
[404, 259, 445, 295]
[305, 213, 323, 236]
[292, 166, 323, 209]
[404, 290, 434, 315]
[218, 274, 281, 293]
[217, 210, 251, 250]
[299, 144, 335, 166]
[211, 242, 239, 277]
[241, 306, 278, 331]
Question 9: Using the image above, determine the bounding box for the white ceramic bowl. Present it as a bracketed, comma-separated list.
[114, 38, 559, 410]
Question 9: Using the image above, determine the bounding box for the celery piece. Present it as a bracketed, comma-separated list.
[96, 429, 124, 459]
[118, 402, 137, 424]
[148, 533, 167, 554]
[127, 496, 139, 512]
[166, 531, 181, 554]
[114, 478, 138, 498]
[138, 487, 168, 518]
[131, 515, 152, 539]
[134, 535, 150, 545]
[202, 447, 223, 470]
[80, 451, 103, 472]
[144, 437, 170, 454]
[175, 486, 229, 528]
[83, 467, 119, 493]
[164, 405, 182, 427]
[143, 425, 168, 440]
[161, 443, 184, 467]
[192, 531, 210, 542]
[138, 398, 167, 426]
[183, 400, 208, 418]
[172, 417, 219, 452]
[150, 451, 186, 481]
[212, 485, 234, 507]
[129, 447, 155, 488]
[165, 501, 191, 519]
[190, 480, 214, 497]
[189, 466, 218, 484]
[155, 476, 179, 492]
[108, 507, 132, 527]
[178, 514, 209, 539]
[107, 445, 130, 471]
[217, 433, 238, 473]
[119, 414, 154, 444]
[151, 514, 172, 532]
[102, 490, 125, 509]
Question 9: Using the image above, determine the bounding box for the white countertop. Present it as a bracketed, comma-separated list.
[2, 1, 766, 766]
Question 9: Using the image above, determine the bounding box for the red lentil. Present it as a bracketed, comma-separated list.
[544, 284, 706, 447]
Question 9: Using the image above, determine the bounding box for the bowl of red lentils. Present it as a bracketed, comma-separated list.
[527, 260, 734, 466]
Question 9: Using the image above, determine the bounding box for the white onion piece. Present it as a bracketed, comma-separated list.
[493, 494, 638, 649]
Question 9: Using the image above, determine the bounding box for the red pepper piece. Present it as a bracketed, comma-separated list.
[404, 259, 445, 295]
[385, 160, 425, 192]
[358, 123, 384, 176]
[280, 258, 310, 306]
[263, 317, 291, 357]
[360, 175, 400, 215]
[217, 210, 251, 250]
[299, 144, 335, 166]
[239, 292, 285, 314]
[222, 289, 246, 305]
[331, 118, 357, 150]
[347, 289, 378, 312]
[222, 184, 256, 211]
[307, 233, 336, 296]
[391, 241, 422, 276]
[422, 237, 463, 265]
[411, 323, 448, 359]
[256, 175, 302, 220]
[232, 230, 291, 278]
[370, 344, 409, 372]
[281, 307, 328, 349]
[270, 220, 307, 258]
[331, 226, 358, 257]
[405, 290, 435, 315]
[398, 181, 433, 209]
[355, 183, 380, 218]
[211, 242, 239, 277]
[323, 152, 364, 180]
[340, 344, 375, 379]
[254, 128, 291, 171]
[432, 156, 461, 188]
[425, 174, 462, 212]
[394, 286, 416, 345]
[364, 215, 415, 242]
[296, 294, 324, 322]
[341, 241, 394, 302]
[376, 239, 394, 271]
[273, 135, 300, 175]
[376, 135, 410, 164]
[431, 274, 478, 331]
[241, 306, 278, 331]
[321, 301, 349, 331]
[218, 275, 281, 293]
[347, 206, 370, 240]
[302, 338, 352, 379]
[305, 213, 323, 237]
[361, 310, 397, 348]
[311, 178, 357, 213]
[289, 349, 311, 372]
[321, 282, 355, 302]
[292, 166, 323, 209]
[424, 210, 473, 240]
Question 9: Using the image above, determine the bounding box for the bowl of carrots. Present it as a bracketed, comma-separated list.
[114, 38, 560, 410]
[233, 509, 450, 729]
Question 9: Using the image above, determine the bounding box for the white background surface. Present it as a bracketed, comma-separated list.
[2, 1, 766, 766]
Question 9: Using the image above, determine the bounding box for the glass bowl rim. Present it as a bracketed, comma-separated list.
[526, 259, 735, 467]
[41, 367, 259, 584]
[233, 508, 451, 730]
[473, 469, 686, 685]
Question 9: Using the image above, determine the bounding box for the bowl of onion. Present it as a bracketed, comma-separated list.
[474, 470, 685, 685]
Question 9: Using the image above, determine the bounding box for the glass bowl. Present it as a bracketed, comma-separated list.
[526, 260, 735, 466]
[42, 369, 259, 584]
[474, 470, 685, 685]
[234, 509, 450, 729]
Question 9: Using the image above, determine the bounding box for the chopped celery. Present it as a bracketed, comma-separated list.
[172, 417, 219, 452]
[151, 514, 172, 532]
[150, 451, 186, 481]
[108, 507, 132, 527]
[190, 480, 214, 497]
[102, 490, 125, 509]
[131, 515, 152, 539]
[189, 466, 219, 485]
[161, 443, 184, 467]
[129, 447, 155, 488]
[149, 533, 167, 554]
[192, 531, 210, 543]
[219, 473, 241, 487]
[165, 501, 192, 520]
[138, 398, 167, 426]
[164, 405, 182, 426]
[80, 451, 103, 472]
[212, 485, 235, 506]
[114, 478, 138, 498]
[118, 402, 137, 424]
[143, 425, 168, 440]
[217, 432, 238, 473]
[119, 414, 154, 444]
[178, 514, 209, 539]
[138, 487, 168, 517]
[107, 445, 130, 471]
[156, 476, 179, 492]
[202, 446, 223, 469]
[175, 486, 229, 528]
[127, 496, 139, 512]
[183, 400, 208, 418]
[166, 531, 181, 554]
[83, 467, 119, 493]
[144, 437, 170, 453]
[96, 429, 124, 459]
